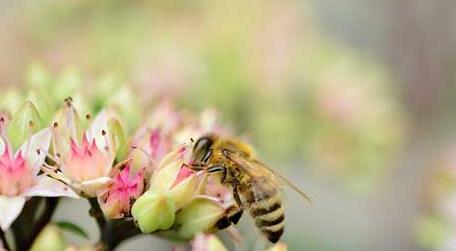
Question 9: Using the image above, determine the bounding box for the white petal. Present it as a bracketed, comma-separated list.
[87, 111, 110, 150]
[0, 196, 25, 230]
[0, 137, 5, 155]
[80, 177, 111, 197]
[18, 128, 51, 174]
[22, 176, 79, 199]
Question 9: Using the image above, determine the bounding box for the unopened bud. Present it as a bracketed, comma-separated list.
[131, 190, 176, 233]
[175, 198, 225, 239]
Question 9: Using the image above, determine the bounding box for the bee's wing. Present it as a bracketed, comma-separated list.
[226, 153, 312, 204]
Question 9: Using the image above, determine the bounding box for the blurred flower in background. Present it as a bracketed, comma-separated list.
[416, 144, 456, 251]
[0, 0, 436, 250]
[0, 0, 407, 192]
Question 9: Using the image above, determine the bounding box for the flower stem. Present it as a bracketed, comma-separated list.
[12, 197, 59, 251]
[88, 198, 107, 230]
[99, 218, 141, 251]
[0, 229, 11, 251]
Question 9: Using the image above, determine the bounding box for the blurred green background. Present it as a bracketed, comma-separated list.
[1, 0, 455, 250]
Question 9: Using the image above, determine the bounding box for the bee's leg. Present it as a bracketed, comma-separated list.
[207, 165, 225, 173]
[207, 165, 229, 182]
[233, 186, 243, 208]
[229, 207, 243, 225]
[188, 163, 205, 171]
[216, 204, 243, 229]
[229, 186, 244, 225]
[216, 214, 232, 229]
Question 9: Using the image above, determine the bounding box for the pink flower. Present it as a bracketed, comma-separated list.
[65, 134, 111, 182]
[0, 148, 34, 197]
[129, 101, 181, 174]
[98, 163, 144, 219]
[0, 128, 78, 230]
[49, 102, 119, 197]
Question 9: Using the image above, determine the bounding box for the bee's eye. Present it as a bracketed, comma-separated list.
[193, 136, 213, 163]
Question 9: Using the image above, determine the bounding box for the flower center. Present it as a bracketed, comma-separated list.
[0, 147, 34, 197]
[64, 134, 109, 182]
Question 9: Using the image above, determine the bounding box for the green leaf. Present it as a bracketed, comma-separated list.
[55, 221, 89, 239]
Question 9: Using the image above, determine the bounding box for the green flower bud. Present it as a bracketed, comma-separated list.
[7, 101, 43, 150]
[131, 190, 176, 233]
[150, 160, 182, 191]
[30, 224, 66, 251]
[175, 198, 225, 239]
[168, 172, 197, 209]
[266, 243, 288, 251]
[149, 149, 199, 210]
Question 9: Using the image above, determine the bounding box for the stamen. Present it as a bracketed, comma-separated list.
[195, 172, 208, 194]
[64, 97, 73, 106]
[36, 148, 62, 166]
[85, 114, 92, 120]
[40, 165, 72, 188]
[53, 122, 59, 128]
[131, 146, 151, 159]
[43, 162, 59, 171]
[101, 130, 110, 152]
[0, 116, 6, 137]
[193, 194, 223, 203]
[131, 145, 153, 167]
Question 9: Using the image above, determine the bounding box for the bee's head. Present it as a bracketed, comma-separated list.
[191, 136, 214, 166]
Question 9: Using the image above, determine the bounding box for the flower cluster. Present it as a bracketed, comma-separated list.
[0, 84, 282, 250]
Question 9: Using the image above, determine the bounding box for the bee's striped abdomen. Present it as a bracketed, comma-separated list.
[246, 188, 285, 243]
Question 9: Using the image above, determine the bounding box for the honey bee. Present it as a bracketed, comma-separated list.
[190, 133, 311, 243]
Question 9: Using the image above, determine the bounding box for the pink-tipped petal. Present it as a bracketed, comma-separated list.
[0, 146, 34, 197]
[64, 133, 112, 182]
